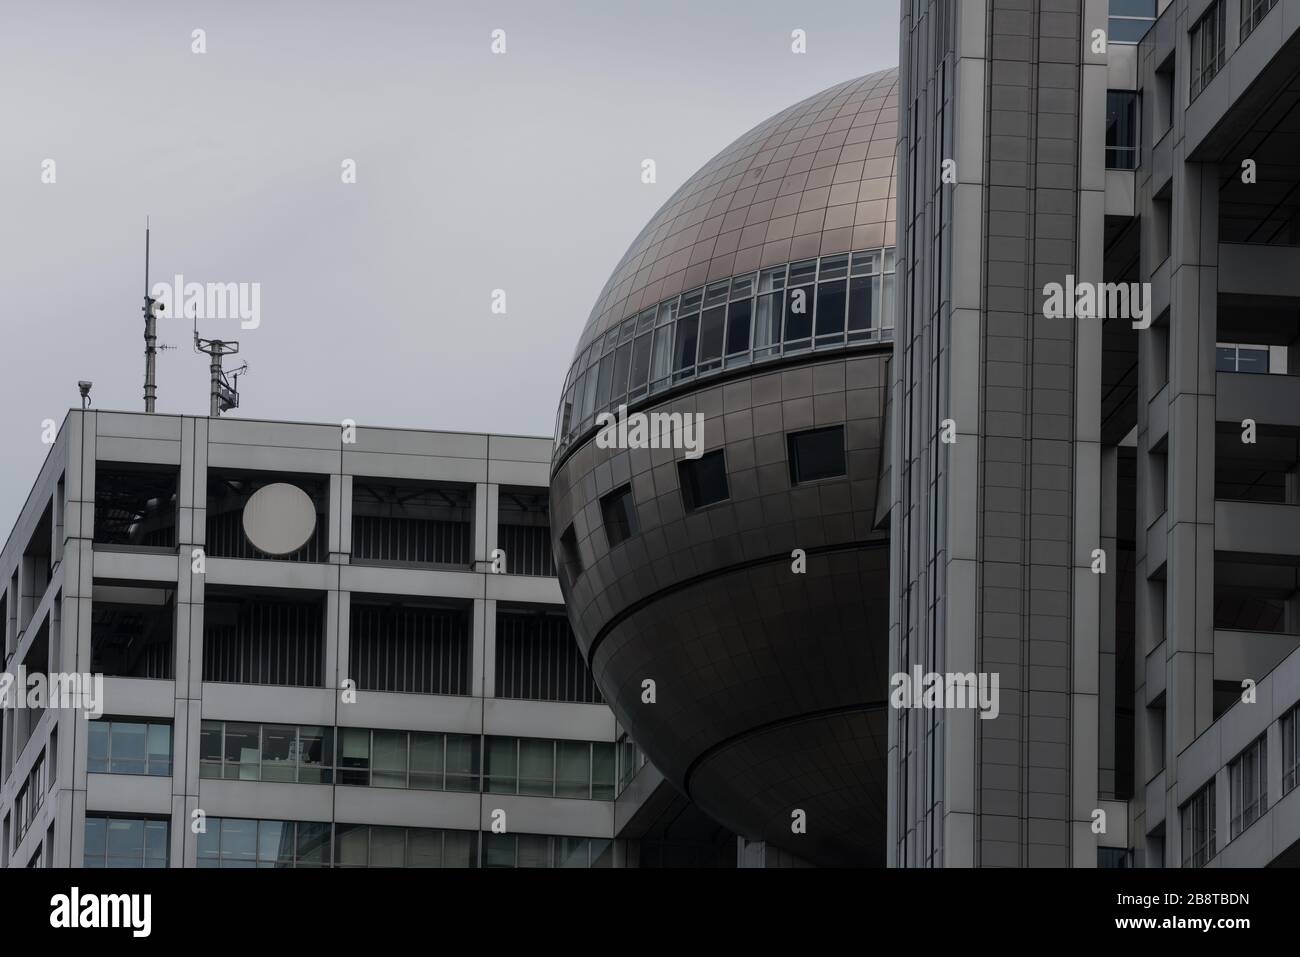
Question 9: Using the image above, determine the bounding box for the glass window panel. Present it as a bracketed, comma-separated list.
[698, 306, 726, 366]
[881, 272, 895, 329]
[592, 742, 617, 801]
[847, 275, 875, 334]
[372, 731, 408, 788]
[649, 324, 674, 389]
[655, 299, 677, 326]
[758, 265, 786, 293]
[850, 250, 878, 276]
[784, 283, 814, 342]
[297, 726, 332, 784]
[485, 737, 518, 794]
[196, 819, 220, 861]
[754, 292, 783, 355]
[483, 833, 515, 868]
[84, 817, 107, 861]
[730, 272, 756, 299]
[110, 722, 147, 775]
[221, 818, 258, 863]
[408, 829, 442, 868]
[146, 723, 171, 776]
[788, 259, 817, 285]
[224, 723, 260, 781]
[590, 838, 614, 868]
[105, 819, 144, 866]
[143, 820, 168, 867]
[618, 317, 636, 343]
[556, 741, 591, 799]
[517, 834, 551, 868]
[409, 733, 443, 790]
[1237, 348, 1269, 373]
[629, 332, 653, 391]
[818, 254, 849, 280]
[594, 353, 615, 412]
[635, 308, 656, 334]
[370, 826, 406, 867]
[673, 314, 700, 378]
[336, 824, 369, 867]
[558, 836, 589, 868]
[87, 720, 109, 774]
[445, 734, 480, 792]
[295, 821, 330, 868]
[518, 739, 555, 796]
[257, 820, 290, 866]
[679, 287, 703, 315]
[725, 298, 752, 357]
[610, 341, 633, 404]
[443, 829, 477, 868]
[704, 281, 730, 308]
[260, 725, 297, 783]
[579, 367, 599, 423]
[815, 279, 847, 338]
[339, 728, 371, 786]
[789, 426, 848, 484]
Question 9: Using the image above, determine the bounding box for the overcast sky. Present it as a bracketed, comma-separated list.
[0, 0, 898, 533]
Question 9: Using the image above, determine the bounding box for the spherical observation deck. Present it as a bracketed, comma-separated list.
[550, 69, 898, 866]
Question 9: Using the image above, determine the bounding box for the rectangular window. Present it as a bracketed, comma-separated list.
[1190, 1, 1226, 101]
[628, 331, 653, 397]
[83, 815, 169, 868]
[1284, 703, 1300, 796]
[200, 721, 334, 784]
[649, 319, 675, 394]
[445, 734, 481, 792]
[1105, 91, 1140, 171]
[485, 736, 518, 794]
[1229, 734, 1268, 838]
[1215, 343, 1271, 373]
[1241, 0, 1279, 42]
[672, 313, 700, 382]
[197, 818, 331, 868]
[1180, 781, 1216, 867]
[556, 740, 592, 799]
[783, 260, 817, 347]
[788, 426, 848, 485]
[600, 484, 639, 547]
[697, 305, 726, 372]
[1108, 0, 1157, 43]
[87, 719, 173, 777]
[814, 254, 849, 347]
[678, 450, 730, 511]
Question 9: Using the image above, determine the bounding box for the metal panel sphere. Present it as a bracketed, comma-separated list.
[552, 70, 898, 867]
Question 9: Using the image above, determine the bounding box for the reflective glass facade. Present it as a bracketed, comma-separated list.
[554, 247, 896, 452]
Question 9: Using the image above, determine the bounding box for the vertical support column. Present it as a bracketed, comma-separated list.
[1162, 160, 1219, 861]
[177, 415, 207, 870]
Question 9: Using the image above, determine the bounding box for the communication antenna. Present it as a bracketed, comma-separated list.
[193, 315, 246, 417]
[141, 218, 166, 412]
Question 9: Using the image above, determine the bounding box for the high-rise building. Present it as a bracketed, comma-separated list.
[893, 0, 1300, 867]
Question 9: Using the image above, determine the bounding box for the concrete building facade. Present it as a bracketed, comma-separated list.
[0, 409, 647, 868]
[892, 0, 1300, 868]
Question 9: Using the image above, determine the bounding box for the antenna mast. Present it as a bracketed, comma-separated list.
[194, 321, 245, 418]
[142, 218, 162, 412]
